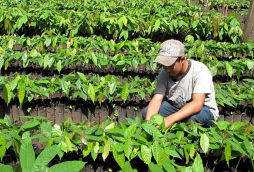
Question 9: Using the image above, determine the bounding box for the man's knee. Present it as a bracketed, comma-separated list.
[142, 107, 147, 119]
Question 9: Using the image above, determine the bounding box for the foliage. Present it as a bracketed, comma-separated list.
[0, 115, 254, 171]
[0, 0, 245, 42]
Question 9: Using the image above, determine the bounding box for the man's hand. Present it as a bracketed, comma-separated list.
[164, 93, 206, 128]
[145, 94, 164, 120]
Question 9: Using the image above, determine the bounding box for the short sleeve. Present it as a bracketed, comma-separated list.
[154, 70, 168, 96]
[193, 66, 213, 94]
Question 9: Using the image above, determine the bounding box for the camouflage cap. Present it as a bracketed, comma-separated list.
[154, 39, 185, 66]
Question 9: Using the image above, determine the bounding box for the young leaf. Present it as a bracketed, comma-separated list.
[0, 55, 4, 70]
[0, 163, 14, 172]
[0, 135, 6, 161]
[225, 62, 233, 78]
[189, 144, 196, 159]
[34, 145, 60, 166]
[20, 138, 35, 172]
[91, 52, 97, 66]
[152, 141, 160, 163]
[44, 55, 49, 69]
[200, 133, 209, 153]
[102, 139, 110, 161]
[8, 38, 13, 49]
[113, 145, 125, 169]
[124, 137, 132, 160]
[4, 115, 11, 126]
[225, 141, 231, 167]
[121, 84, 129, 103]
[148, 162, 163, 172]
[88, 83, 95, 103]
[3, 84, 11, 105]
[65, 137, 74, 151]
[163, 159, 176, 172]
[82, 142, 93, 157]
[141, 124, 163, 138]
[192, 153, 204, 172]
[18, 82, 26, 105]
[4, 59, 8, 70]
[49, 161, 86, 172]
[158, 150, 169, 166]
[98, 90, 104, 106]
[141, 145, 152, 164]
[124, 124, 137, 139]
[57, 60, 62, 73]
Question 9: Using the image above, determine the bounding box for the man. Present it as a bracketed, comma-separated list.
[142, 39, 219, 128]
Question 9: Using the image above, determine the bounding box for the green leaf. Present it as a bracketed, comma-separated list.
[61, 80, 70, 98]
[41, 122, 52, 137]
[91, 52, 97, 66]
[30, 49, 39, 58]
[4, 59, 8, 70]
[0, 163, 14, 172]
[4, 115, 11, 126]
[44, 38, 51, 47]
[113, 145, 125, 169]
[57, 60, 62, 73]
[77, 72, 87, 83]
[148, 162, 163, 172]
[102, 139, 110, 161]
[200, 133, 209, 153]
[228, 140, 247, 155]
[65, 137, 74, 151]
[18, 82, 26, 105]
[20, 120, 40, 130]
[49, 161, 86, 172]
[88, 83, 95, 103]
[189, 144, 195, 159]
[8, 38, 13, 49]
[124, 124, 137, 139]
[124, 137, 132, 159]
[246, 60, 254, 70]
[116, 60, 125, 66]
[158, 150, 169, 166]
[141, 145, 152, 164]
[0, 56, 4, 70]
[228, 122, 246, 131]
[210, 127, 223, 144]
[163, 159, 176, 172]
[225, 141, 231, 167]
[213, 121, 230, 130]
[82, 142, 93, 157]
[0, 136, 6, 161]
[44, 55, 49, 69]
[141, 124, 163, 138]
[152, 141, 160, 163]
[34, 145, 60, 166]
[121, 84, 129, 102]
[192, 153, 204, 172]
[98, 90, 104, 106]
[154, 19, 160, 31]
[3, 84, 11, 105]
[20, 138, 35, 172]
[225, 62, 233, 78]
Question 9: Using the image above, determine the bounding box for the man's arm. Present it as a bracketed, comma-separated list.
[164, 93, 206, 128]
[145, 94, 164, 120]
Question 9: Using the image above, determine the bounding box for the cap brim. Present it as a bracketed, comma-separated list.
[154, 56, 178, 66]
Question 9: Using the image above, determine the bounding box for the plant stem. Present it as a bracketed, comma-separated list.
[205, 158, 209, 170]
[212, 157, 218, 172]
[234, 156, 242, 172]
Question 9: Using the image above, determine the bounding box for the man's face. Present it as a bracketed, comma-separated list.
[162, 57, 184, 78]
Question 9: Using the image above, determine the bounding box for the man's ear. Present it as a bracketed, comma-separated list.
[180, 56, 185, 62]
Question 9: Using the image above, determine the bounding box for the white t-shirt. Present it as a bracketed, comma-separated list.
[155, 60, 219, 120]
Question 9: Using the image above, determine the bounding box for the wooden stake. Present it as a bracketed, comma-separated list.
[243, 0, 254, 42]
